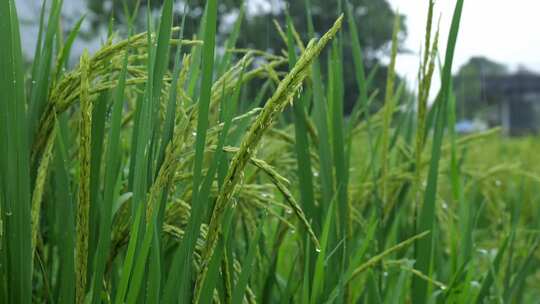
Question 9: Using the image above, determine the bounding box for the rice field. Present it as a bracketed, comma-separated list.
[1, 0, 539, 303]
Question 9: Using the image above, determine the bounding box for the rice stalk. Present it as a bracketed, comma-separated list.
[31, 124, 56, 256]
[194, 15, 344, 301]
[380, 13, 401, 208]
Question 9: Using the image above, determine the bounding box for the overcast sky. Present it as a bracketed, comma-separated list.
[389, 0, 540, 85]
[18, 0, 540, 92]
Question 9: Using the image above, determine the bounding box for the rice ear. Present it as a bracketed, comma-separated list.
[194, 15, 344, 300]
[76, 49, 92, 304]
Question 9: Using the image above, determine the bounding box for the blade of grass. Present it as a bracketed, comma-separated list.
[305, 0, 334, 216]
[53, 116, 76, 304]
[302, 234, 311, 304]
[412, 1, 464, 303]
[29, 0, 48, 90]
[447, 82, 472, 268]
[156, 3, 189, 173]
[193, 58, 249, 304]
[163, 1, 219, 302]
[28, 0, 63, 145]
[344, 1, 380, 205]
[87, 90, 108, 276]
[286, 14, 318, 231]
[89, 39, 130, 304]
[114, 4, 160, 301]
[0, 1, 32, 302]
[323, 212, 379, 304]
[216, 4, 245, 77]
[329, 38, 349, 241]
[200, 210, 236, 304]
[310, 199, 335, 304]
[55, 15, 85, 80]
[380, 13, 400, 214]
[505, 239, 539, 302]
[475, 234, 510, 304]
[121, 0, 176, 301]
[198, 16, 343, 304]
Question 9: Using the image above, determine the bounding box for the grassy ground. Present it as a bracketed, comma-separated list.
[1, 0, 539, 303]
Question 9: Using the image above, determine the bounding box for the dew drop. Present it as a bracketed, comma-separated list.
[286, 208, 293, 214]
[315, 247, 321, 253]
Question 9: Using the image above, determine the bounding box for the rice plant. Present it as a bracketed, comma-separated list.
[1, 0, 540, 303]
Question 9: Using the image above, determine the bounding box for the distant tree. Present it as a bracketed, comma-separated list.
[21, 0, 407, 111]
[85, 0, 407, 113]
[453, 56, 508, 120]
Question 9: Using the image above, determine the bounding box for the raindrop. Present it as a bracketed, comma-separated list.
[495, 180, 502, 187]
[6, 211, 12, 216]
[286, 208, 293, 214]
[289, 229, 296, 234]
[315, 247, 321, 253]
[192, 132, 197, 136]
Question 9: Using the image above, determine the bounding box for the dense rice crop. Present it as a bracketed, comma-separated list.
[1, 0, 539, 303]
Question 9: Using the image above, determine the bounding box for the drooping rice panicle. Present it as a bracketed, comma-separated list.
[75, 50, 92, 304]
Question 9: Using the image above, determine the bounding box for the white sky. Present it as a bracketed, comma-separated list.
[389, 0, 540, 88]
[17, 0, 540, 91]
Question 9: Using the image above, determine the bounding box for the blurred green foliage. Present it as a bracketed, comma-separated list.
[85, 0, 407, 112]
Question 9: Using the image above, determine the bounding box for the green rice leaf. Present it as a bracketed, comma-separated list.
[412, 1, 465, 303]
[0, 2, 32, 302]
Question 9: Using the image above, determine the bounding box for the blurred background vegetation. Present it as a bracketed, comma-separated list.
[18, 0, 540, 127]
[22, 0, 409, 113]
